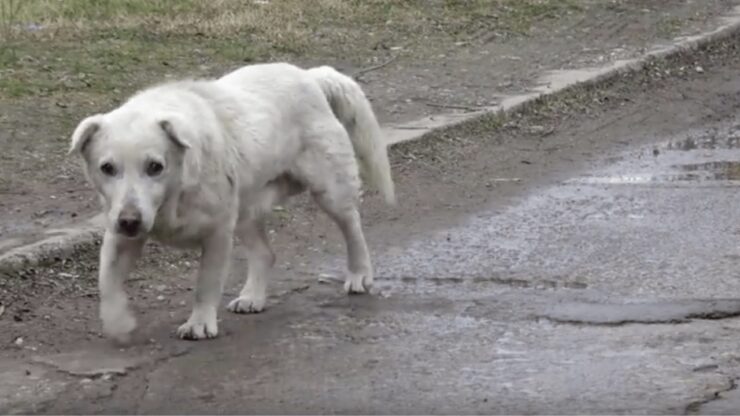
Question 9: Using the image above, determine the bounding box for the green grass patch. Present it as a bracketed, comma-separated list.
[657, 16, 683, 38]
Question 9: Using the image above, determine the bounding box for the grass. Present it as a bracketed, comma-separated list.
[657, 16, 684, 38]
[0, 0, 582, 98]
[0, 0, 586, 231]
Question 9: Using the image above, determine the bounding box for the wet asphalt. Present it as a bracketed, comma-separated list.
[6, 48, 740, 414]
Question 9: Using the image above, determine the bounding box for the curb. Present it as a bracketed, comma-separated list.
[2, 7, 740, 274]
[383, 5, 740, 146]
[0, 216, 104, 274]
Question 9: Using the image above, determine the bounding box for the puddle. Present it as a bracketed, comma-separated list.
[569, 123, 740, 186]
[677, 161, 740, 180]
[666, 128, 740, 150]
[572, 161, 740, 185]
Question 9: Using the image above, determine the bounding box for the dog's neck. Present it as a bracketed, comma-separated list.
[150, 184, 203, 247]
[151, 179, 238, 248]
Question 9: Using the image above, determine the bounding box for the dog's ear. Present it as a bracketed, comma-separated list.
[158, 116, 200, 187]
[69, 115, 103, 156]
[158, 118, 192, 150]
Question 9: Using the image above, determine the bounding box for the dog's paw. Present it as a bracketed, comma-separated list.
[176, 311, 218, 340]
[344, 271, 373, 295]
[227, 295, 266, 314]
[100, 303, 137, 344]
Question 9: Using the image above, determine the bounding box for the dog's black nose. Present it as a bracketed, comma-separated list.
[117, 214, 142, 236]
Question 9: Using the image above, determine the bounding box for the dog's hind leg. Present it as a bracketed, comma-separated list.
[227, 178, 303, 313]
[297, 128, 373, 294]
[314, 192, 373, 294]
[227, 219, 275, 313]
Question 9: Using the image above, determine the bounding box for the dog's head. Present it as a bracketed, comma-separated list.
[69, 111, 192, 238]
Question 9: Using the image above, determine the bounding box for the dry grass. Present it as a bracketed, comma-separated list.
[12, 0, 577, 36]
[5, 0, 581, 53]
[0, 0, 581, 98]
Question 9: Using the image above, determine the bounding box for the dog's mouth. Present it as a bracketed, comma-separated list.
[114, 220, 148, 239]
[116, 228, 145, 239]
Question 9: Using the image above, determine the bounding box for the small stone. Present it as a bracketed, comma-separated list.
[156, 295, 165, 301]
[695, 66, 704, 73]
[14, 337, 24, 346]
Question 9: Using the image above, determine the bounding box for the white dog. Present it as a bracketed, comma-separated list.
[69, 63, 395, 341]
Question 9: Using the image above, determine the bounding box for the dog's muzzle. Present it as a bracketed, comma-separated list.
[116, 208, 142, 237]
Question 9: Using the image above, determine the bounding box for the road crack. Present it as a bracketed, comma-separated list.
[542, 299, 740, 326]
[684, 376, 738, 414]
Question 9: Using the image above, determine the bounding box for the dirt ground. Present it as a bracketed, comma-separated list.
[3, 25, 740, 415]
[0, 0, 738, 246]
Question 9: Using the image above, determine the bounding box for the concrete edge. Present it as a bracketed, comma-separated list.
[0, 216, 104, 274]
[383, 4, 740, 146]
[2, 7, 740, 274]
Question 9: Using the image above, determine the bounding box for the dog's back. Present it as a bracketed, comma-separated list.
[217, 62, 327, 119]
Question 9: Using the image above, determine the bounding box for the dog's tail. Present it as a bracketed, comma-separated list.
[308, 66, 396, 205]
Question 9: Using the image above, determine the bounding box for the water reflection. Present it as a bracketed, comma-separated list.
[666, 129, 740, 150]
[677, 161, 740, 181]
[569, 161, 740, 184]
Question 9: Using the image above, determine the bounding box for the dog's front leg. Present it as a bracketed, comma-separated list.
[177, 227, 233, 340]
[99, 230, 145, 343]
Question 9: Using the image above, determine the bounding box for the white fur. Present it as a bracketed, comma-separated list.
[70, 63, 395, 341]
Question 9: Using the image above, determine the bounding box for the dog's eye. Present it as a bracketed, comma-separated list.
[146, 161, 164, 177]
[100, 162, 116, 176]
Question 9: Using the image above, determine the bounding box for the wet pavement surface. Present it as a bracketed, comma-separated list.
[7, 47, 740, 414]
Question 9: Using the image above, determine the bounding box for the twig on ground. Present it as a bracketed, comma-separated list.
[353, 55, 399, 80]
[392, 126, 429, 130]
[425, 102, 485, 112]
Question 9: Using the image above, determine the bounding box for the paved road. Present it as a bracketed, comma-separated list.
[5, 49, 740, 414]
